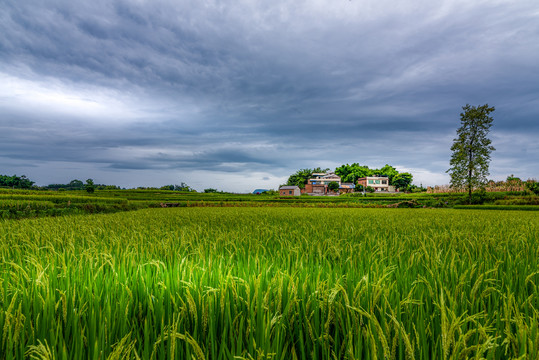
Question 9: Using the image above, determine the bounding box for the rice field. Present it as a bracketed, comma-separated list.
[0, 207, 538, 359]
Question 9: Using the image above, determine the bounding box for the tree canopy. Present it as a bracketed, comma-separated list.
[85, 179, 95, 193]
[335, 163, 400, 185]
[327, 181, 339, 192]
[447, 104, 495, 202]
[286, 167, 329, 189]
[160, 182, 196, 192]
[392, 172, 413, 190]
[0, 174, 35, 189]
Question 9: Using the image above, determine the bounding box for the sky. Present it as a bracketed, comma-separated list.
[1, 0, 538, 192]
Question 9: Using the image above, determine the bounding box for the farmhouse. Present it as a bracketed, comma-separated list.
[357, 175, 397, 192]
[279, 185, 301, 196]
[304, 172, 342, 195]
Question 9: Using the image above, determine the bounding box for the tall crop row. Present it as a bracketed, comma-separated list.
[0, 208, 538, 359]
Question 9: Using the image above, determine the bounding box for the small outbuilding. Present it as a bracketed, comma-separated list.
[339, 183, 355, 194]
[279, 185, 301, 196]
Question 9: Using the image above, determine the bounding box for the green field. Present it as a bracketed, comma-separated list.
[1, 206, 538, 359]
[1, 188, 538, 221]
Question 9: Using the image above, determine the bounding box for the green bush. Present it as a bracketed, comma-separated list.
[470, 189, 488, 204]
[526, 181, 539, 195]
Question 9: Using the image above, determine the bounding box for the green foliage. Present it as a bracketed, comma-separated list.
[0, 174, 35, 189]
[327, 181, 339, 192]
[335, 163, 401, 185]
[286, 167, 329, 188]
[1, 207, 538, 358]
[525, 180, 539, 195]
[377, 164, 399, 184]
[204, 188, 218, 193]
[85, 179, 95, 193]
[0, 188, 535, 221]
[47, 179, 85, 190]
[335, 163, 373, 183]
[392, 172, 413, 191]
[408, 184, 427, 193]
[176, 182, 195, 192]
[447, 104, 495, 203]
[470, 189, 488, 204]
[69, 179, 84, 189]
[160, 182, 195, 192]
[48, 180, 120, 191]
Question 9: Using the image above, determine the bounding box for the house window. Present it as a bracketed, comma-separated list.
[382, 180, 387, 184]
[368, 180, 374, 184]
[289, 190, 292, 195]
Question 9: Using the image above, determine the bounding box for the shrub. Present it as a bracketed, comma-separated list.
[328, 181, 339, 192]
[470, 189, 488, 205]
[526, 180, 539, 195]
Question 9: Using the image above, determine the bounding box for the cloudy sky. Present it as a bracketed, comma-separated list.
[1, 0, 538, 192]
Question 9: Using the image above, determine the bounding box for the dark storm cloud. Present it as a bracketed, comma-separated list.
[107, 148, 279, 171]
[1, 0, 538, 190]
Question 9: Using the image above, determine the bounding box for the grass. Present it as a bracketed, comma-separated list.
[1, 188, 538, 220]
[1, 207, 538, 359]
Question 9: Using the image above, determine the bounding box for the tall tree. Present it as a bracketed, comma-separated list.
[447, 104, 495, 203]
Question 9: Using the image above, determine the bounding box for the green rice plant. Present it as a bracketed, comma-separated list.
[0, 201, 55, 211]
[0, 208, 538, 359]
[0, 194, 128, 205]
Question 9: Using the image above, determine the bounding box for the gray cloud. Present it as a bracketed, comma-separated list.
[1, 0, 538, 191]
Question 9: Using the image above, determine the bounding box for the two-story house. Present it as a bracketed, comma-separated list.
[357, 175, 393, 192]
[304, 172, 342, 195]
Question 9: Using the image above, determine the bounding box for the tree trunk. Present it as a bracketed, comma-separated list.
[468, 150, 473, 204]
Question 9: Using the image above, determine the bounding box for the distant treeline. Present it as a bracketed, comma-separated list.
[46, 179, 121, 191]
[0, 174, 35, 189]
[0, 175, 121, 191]
[0, 174, 201, 192]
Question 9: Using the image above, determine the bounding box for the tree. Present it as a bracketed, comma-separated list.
[335, 163, 373, 184]
[526, 180, 539, 195]
[447, 104, 495, 203]
[85, 179, 95, 193]
[506, 174, 521, 182]
[0, 174, 35, 189]
[69, 179, 84, 190]
[286, 167, 329, 189]
[335, 163, 402, 185]
[377, 164, 399, 185]
[175, 182, 194, 192]
[327, 181, 339, 192]
[392, 172, 413, 191]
